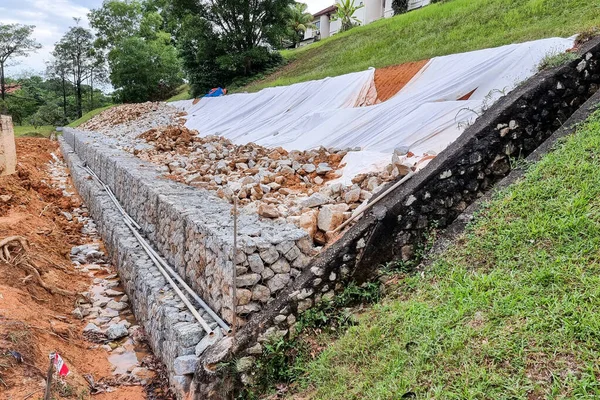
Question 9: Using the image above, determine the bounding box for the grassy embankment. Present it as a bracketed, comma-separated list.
[299, 109, 600, 399]
[244, 0, 600, 92]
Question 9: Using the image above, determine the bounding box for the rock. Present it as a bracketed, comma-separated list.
[259, 248, 279, 264]
[0, 195, 12, 203]
[236, 356, 255, 373]
[366, 176, 381, 191]
[270, 258, 290, 274]
[195, 329, 224, 356]
[316, 163, 332, 175]
[107, 300, 128, 311]
[252, 285, 271, 303]
[173, 355, 199, 375]
[344, 188, 361, 203]
[301, 193, 329, 208]
[302, 163, 316, 173]
[299, 210, 318, 238]
[72, 308, 84, 320]
[131, 367, 154, 381]
[258, 203, 280, 218]
[236, 273, 261, 287]
[106, 323, 129, 340]
[104, 289, 124, 297]
[317, 204, 349, 232]
[267, 273, 290, 293]
[83, 323, 102, 334]
[247, 254, 264, 273]
[236, 289, 252, 305]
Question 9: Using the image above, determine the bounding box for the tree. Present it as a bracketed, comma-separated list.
[332, 0, 364, 32]
[88, 0, 144, 49]
[46, 56, 71, 123]
[174, 0, 291, 94]
[286, 3, 316, 47]
[109, 33, 183, 102]
[0, 24, 41, 103]
[89, 0, 184, 102]
[53, 22, 97, 118]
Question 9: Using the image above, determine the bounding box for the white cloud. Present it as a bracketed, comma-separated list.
[1, 0, 102, 77]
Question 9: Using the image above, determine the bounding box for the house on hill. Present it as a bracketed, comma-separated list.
[301, 0, 431, 45]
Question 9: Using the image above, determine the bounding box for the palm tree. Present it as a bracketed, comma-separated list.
[332, 0, 364, 32]
[287, 3, 316, 47]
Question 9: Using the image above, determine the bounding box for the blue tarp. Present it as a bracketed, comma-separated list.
[204, 87, 227, 97]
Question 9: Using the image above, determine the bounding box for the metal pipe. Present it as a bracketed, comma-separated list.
[133, 226, 232, 333]
[83, 164, 231, 332]
[124, 218, 214, 335]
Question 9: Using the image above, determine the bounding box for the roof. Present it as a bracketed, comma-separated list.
[313, 4, 337, 18]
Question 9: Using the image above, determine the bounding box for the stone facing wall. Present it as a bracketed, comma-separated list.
[192, 37, 600, 397]
[61, 128, 313, 326]
[60, 138, 214, 394]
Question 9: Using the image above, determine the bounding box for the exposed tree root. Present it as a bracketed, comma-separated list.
[0, 236, 76, 297]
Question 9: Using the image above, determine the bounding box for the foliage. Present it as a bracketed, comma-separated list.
[538, 51, 579, 71]
[89, 0, 184, 102]
[88, 0, 145, 49]
[173, 0, 290, 95]
[243, 0, 600, 92]
[108, 34, 183, 102]
[285, 3, 317, 47]
[0, 23, 41, 104]
[331, 0, 364, 32]
[391, 0, 409, 15]
[297, 282, 381, 333]
[298, 110, 600, 399]
[52, 22, 102, 118]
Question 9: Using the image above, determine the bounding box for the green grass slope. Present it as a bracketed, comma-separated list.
[67, 105, 115, 128]
[300, 109, 600, 399]
[245, 0, 600, 92]
[13, 125, 55, 138]
[167, 84, 193, 102]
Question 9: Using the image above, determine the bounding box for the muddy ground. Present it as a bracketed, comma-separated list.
[0, 138, 169, 400]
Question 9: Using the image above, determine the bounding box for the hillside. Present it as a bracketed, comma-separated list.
[296, 109, 600, 399]
[244, 0, 600, 92]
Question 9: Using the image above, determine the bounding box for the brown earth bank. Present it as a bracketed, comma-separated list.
[0, 138, 164, 399]
[373, 59, 430, 102]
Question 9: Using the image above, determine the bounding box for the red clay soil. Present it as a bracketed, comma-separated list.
[374, 59, 430, 102]
[0, 138, 147, 399]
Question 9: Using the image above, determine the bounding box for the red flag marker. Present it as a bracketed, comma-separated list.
[50, 352, 70, 377]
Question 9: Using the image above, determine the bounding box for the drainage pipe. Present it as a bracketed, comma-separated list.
[81, 165, 230, 333]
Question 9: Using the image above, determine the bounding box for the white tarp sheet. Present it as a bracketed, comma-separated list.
[175, 37, 575, 183]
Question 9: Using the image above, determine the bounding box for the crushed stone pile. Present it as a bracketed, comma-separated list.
[82, 106, 427, 246]
[80, 102, 186, 139]
[133, 124, 422, 246]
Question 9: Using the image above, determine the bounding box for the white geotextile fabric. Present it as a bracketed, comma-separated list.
[175, 37, 575, 183]
[175, 68, 377, 142]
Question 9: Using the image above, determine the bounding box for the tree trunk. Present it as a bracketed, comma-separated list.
[0, 61, 5, 103]
[90, 72, 94, 111]
[61, 76, 67, 123]
[76, 80, 82, 118]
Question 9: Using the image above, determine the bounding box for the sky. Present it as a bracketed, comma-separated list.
[1, 0, 332, 77]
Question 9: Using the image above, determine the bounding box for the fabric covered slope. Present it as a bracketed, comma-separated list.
[176, 69, 377, 145]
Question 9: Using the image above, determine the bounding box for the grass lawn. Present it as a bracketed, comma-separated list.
[299, 109, 600, 399]
[245, 0, 600, 92]
[67, 105, 115, 128]
[167, 84, 193, 102]
[13, 125, 55, 138]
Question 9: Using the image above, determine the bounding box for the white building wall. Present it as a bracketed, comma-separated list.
[408, 0, 431, 11]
